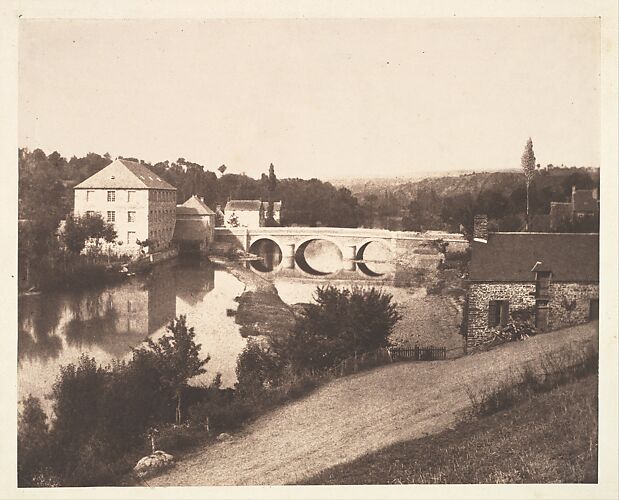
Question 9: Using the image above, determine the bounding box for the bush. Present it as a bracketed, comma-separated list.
[273, 286, 401, 374]
[18, 395, 53, 487]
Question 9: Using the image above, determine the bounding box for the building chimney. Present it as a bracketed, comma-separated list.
[572, 185, 577, 202]
[473, 214, 488, 242]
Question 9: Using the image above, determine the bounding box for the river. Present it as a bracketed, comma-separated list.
[18, 259, 247, 414]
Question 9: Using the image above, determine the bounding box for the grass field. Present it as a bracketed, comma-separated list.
[302, 374, 598, 484]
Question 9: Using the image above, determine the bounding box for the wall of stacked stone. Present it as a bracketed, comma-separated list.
[466, 282, 536, 346]
[548, 282, 598, 329]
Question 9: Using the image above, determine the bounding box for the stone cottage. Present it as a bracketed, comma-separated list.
[223, 200, 282, 227]
[466, 214, 599, 347]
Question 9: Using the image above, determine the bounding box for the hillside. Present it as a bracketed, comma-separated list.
[147, 321, 597, 486]
[337, 167, 600, 201]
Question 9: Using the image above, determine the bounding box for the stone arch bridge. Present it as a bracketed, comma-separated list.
[214, 227, 468, 280]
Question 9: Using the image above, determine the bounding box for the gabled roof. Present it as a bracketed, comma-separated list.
[573, 190, 599, 213]
[176, 195, 215, 216]
[469, 232, 599, 282]
[74, 159, 176, 190]
[225, 200, 263, 211]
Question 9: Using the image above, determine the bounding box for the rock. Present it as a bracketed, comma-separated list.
[133, 450, 174, 477]
[216, 432, 231, 441]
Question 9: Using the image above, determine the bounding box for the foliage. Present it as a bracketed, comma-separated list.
[273, 286, 401, 373]
[18, 395, 53, 487]
[133, 315, 209, 424]
[62, 213, 117, 254]
[227, 212, 240, 227]
[521, 137, 537, 230]
[235, 340, 284, 397]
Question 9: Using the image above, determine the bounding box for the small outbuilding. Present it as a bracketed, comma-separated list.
[173, 195, 216, 255]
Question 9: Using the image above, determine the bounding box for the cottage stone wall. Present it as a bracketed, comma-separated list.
[548, 282, 598, 330]
[466, 282, 536, 346]
[467, 281, 599, 347]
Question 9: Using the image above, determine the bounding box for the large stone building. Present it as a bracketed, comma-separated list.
[74, 159, 177, 253]
[465, 214, 599, 347]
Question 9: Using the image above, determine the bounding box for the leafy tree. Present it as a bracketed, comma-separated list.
[274, 286, 401, 373]
[134, 315, 209, 424]
[18, 395, 52, 486]
[521, 138, 536, 230]
[62, 213, 117, 255]
[235, 340, 283, 397]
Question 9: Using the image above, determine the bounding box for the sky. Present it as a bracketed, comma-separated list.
[18, 18, 601, 179]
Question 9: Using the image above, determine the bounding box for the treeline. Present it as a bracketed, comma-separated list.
[358, 168, 600, 233]
[18, 148, 362, 228]
[18, 286, 400, 486]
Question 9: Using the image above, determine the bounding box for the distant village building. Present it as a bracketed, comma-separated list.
[173, 195, 216, 254]
[223, 200, 282, 227]
[73, 158, 177, 253]
[466, 214, 599, 347]
[549, 186, 599, 231]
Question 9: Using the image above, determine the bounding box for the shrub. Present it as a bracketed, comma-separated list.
[18, 395, 53, 487]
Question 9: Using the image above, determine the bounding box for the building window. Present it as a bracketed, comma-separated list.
[127, 231, 136, 244]
[87, 190, 95, 202]
[128, 190, 135, 202]
[86, 211, 95, 218]
[107, 190, 116, 202]
[128, 211, 136, 223]
[488, 300, 509, 327]
[107, 211, 115, 223]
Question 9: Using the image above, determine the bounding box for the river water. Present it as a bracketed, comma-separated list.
[18, 259, 247, 414]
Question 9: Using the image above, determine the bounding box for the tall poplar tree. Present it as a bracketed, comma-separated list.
[521, 138, 536, 231]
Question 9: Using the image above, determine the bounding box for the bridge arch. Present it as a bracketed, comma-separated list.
[294, 236, 346, 276]
[355, 239, 394, 277]
[248, 237, 285, 273]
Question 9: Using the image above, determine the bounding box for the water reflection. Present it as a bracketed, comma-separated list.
[18, 259, 246, 413]
[249, 239, 282, 272]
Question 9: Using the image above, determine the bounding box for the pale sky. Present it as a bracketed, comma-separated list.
[19, 18, 600, 179]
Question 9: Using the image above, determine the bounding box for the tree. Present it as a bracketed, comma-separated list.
[218, 164, 227, 176]
[18, 395, 52, 486]
[134, 316, 209, 424]
[265, 163, 278, 225]
[62, 214, 117, 255]
[274, 286, 401, 373]
[521, 138, 536, 231]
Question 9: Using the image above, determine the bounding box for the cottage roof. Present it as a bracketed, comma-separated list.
[573, 190, 599, 213]
[225, 200, 263, 211]
[176, 195, 215, 216]
[173, 219, 208, 241]
[469, 232, 599, 282]
[74, 159, 176, 190]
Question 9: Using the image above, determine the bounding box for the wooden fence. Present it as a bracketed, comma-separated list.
[388, 346, 447, 361]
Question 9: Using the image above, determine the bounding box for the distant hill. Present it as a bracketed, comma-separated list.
[332, 167, 600, 202]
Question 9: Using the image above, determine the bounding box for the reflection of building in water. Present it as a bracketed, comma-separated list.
[175, 261, 215, 306]
[64, 273, 176, 358]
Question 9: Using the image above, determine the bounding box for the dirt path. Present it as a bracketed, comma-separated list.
[149, 322, 597, 486]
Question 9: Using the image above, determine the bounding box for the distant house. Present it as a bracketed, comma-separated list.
[173, 195, 215, 254]
[223, 200, 282, 227]
[466, 214, 599, 347]
[74, 158, 177, 253]
[549, 186, 599, 231]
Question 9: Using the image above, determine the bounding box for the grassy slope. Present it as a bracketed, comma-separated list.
[302, 374, 598, 484]
[147, 322, 597, 486]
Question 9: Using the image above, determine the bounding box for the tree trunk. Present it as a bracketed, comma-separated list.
[176, 390, 182, 425]
[525, 181, 530, 231]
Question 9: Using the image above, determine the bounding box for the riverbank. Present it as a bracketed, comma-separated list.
[211, 256, 298, 339]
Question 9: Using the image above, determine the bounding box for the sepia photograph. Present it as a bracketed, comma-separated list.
[3, 1, 618, 498]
